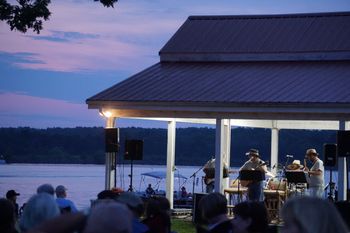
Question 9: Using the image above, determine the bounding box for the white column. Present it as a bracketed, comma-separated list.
[215, 118, 225, 193]
[271, 121, 279, 174]
[105, 117, 116, 190]
[338, 121, 347, 201]
[223, 120, 231, 190]
[166, 120, 176, 208]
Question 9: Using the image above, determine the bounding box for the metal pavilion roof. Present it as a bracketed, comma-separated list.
[87, 61, 350, 104]
[86, 11, 350, 121]
[160, 12, 350, 62]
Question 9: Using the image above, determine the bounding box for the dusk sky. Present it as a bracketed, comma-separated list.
[1, 0, 350, 129]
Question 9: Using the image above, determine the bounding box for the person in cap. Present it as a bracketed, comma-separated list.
[239, 149, 267, 201]
[6, 190, 20, 219]
[0, 198, 18, 233]
[304, 148, 324, 198]
[55, 185, 78, 213]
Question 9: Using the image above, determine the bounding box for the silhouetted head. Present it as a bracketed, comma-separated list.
[19, 193, 60, 232]
[84, 200, 132, 233]
[37, 184, 55, 196]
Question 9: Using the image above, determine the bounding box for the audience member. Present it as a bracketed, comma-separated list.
[19, 193, 60, 232]
[145, 184, 156, 196]
[198, 192, 232, 233]
[84, 200, 132, 233]
[0, 198, 18, 233]
[143, 196, 171, 233]
[26, 212, 86, 233]
[281, 196, 348, 233]
[231, 201, 268, 233]
[117, 192, 150, 233]
[55, 185, 78, 213]
[97, 190, 119, 200]
[6, 190, 20, 219]
[37, 184, 55, 196]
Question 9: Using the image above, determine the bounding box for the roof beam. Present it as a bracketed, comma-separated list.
[120, 117, 341, 131]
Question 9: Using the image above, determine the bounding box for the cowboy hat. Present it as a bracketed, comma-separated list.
[245, 148, 260, 157]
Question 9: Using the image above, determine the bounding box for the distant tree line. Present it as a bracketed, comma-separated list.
[0, 127, 337, 167]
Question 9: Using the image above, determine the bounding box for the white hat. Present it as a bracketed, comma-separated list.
[292, 160, 301, 165]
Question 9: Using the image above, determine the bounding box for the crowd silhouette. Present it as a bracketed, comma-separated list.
[2, 186, 350, 233]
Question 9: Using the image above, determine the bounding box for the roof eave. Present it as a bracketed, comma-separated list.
[159, 51, 350, 62]
[86, 100, 350, 121]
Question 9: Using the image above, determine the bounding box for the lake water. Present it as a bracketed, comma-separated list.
[0, 164, 338, 210]
[0, 164, 214, 210]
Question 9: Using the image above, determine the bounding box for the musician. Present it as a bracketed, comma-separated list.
[203, 158, 229, 193]
[240, 149, 267, 201]
[304, 148, 324, 198]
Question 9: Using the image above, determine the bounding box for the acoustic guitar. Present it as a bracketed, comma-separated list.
[203, 170, 237, 185]
[240, 162, 267, 187]
[240, 179, 252, 187]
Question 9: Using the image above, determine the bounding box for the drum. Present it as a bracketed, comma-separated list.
[266, 178, 287, 191]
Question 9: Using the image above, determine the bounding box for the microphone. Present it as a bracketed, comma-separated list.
[286, 155, 294, 158]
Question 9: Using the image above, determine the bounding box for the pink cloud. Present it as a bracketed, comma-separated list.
[0, 0, 183, 72]
[0, 92, 104, 128]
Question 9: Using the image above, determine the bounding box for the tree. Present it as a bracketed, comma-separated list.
[0, 0, 117, 34]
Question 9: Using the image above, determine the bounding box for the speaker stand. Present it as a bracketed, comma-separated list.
[326, 168, 336, 202]
[128, 159, 134, 192]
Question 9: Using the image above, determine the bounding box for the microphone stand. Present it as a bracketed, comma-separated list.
[230, 173, 242, 203]
[283, 157, 292, 177]
[190, 165, 205, 196]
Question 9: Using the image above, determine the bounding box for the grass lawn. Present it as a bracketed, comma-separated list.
[171, 218, 196, 233]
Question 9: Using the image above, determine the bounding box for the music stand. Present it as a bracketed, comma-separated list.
[239, 170, 266, 182]
[285, 171, 308, 184]
[285, 171, 308, 197]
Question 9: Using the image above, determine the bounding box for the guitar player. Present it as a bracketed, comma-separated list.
[239, 149, 267, 201]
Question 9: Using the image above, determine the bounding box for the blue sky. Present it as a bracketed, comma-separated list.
[1, 0, 350, 128]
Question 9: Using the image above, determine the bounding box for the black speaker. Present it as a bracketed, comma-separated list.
[105, 128, 119, 153]
[192, 193, 207, 224]
[335, 201, 350, 229]
[337, 131, 350, 157]
[323, 144, 337, 167]
[124, 140, 143, 160]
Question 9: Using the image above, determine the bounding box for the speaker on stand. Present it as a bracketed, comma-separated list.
[124, 139, 143, 192]
[323, 143, 337, 201]
[105, 128, 120, 189]
[105, 128, 120, 153]
[337, 131, 350, 200]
